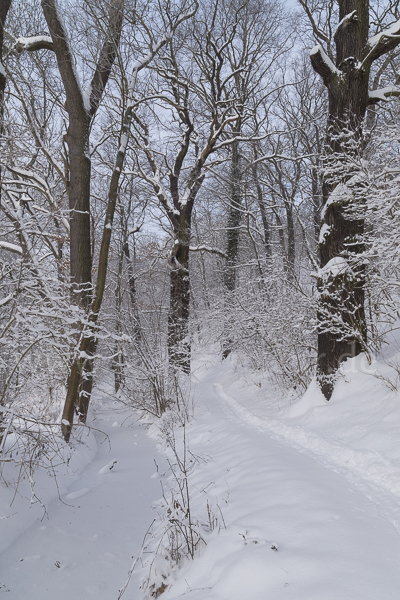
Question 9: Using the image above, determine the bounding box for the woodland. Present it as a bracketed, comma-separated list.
[2, 1, 400, 596]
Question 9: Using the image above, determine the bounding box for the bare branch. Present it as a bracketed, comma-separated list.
[298, 0, 330, 46]
[89, 0, 124, 118]
[368, 85, 400, 103]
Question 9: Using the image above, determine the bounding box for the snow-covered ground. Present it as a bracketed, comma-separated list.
[0, 399, 162, 598]
[2, 349, 400, 599]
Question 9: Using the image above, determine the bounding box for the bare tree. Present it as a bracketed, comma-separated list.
[40, 0, 124, 310]
[60, 1, 198, 440]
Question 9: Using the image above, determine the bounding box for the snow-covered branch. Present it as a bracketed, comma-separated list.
[0, 240, 23, 255]
[310, 44, 342, 86]
[189, 245, 227, 259]
[13, 35, 54, 53]
[368, 86, 400, 103]
[366, 18, 400, 64]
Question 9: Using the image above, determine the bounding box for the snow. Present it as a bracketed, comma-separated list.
[0, 294, 12, 307]
[334, 10, 358, 36]
[368, 18, 400, 47]
[0, 241, 23, 254]
[318, 223, 332, 244]
[154, 353, 400, 599]
[321, 182, 353, 220]
[310, 45, 342, 78]
[0, 396, 161, 598]
[318, 256, 350, 278]
[369, 86, 400, 102]
[118, 133, 129, 154]
[3, 350, 400, 598]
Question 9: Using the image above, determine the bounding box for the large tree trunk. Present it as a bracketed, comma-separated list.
[168, 212, 191, 374]
[309, 0, 400, 398]
[41, 0, 125, 439]
[222, 138, 242, 359]
[66, 118, 93, 309]
[41, 0, 94, 309]
[223, 138, 242, 293]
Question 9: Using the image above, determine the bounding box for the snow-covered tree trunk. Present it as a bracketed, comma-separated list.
[223, 137, 242, 294]
[309, 0, 400, 399]
[168, 211, 192, 374]
[41, 0, 124, 311]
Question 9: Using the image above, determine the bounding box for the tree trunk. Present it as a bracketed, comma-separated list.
[223, 138, 242, 293]
[0, 0, 13, 437]
[113, 244, 124, 391]
[285, 201, 295, 276]
[123, 238, 141, 343]
[252, 161, 272, 262]
[222, 138, 242, 359]
[41, 0, 94, 309]
[308, 0, 400, 398]
[41, 0, 125, 439]
[168, 212, 191, 374]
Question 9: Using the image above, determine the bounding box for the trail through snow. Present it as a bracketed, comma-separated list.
[0, 398, 161, 599]
[2, 355, 400, 599]
[161, 360, 400, 600]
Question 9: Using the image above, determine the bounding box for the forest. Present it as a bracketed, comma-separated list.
[2, 0, 400, 598]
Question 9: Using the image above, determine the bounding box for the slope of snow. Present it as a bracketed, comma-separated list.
[2, 348, 400, 599]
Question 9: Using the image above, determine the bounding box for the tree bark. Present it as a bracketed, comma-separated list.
[123, 237, 141, 344]
[223, 138, 242, 293]
[44, 0, 126, 439]
[252, 161, 271, 262]
[222, 137, 242, 359]
[309, 0, 400, 398]
[41, 0, 93, 308]
[168, 211, 191, 374]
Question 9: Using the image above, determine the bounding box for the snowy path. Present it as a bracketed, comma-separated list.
[0, 398, 161, 599]
[2, 359, 400, 599]
[213, 380, 400, 535]
[163, 363, 400, 600]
